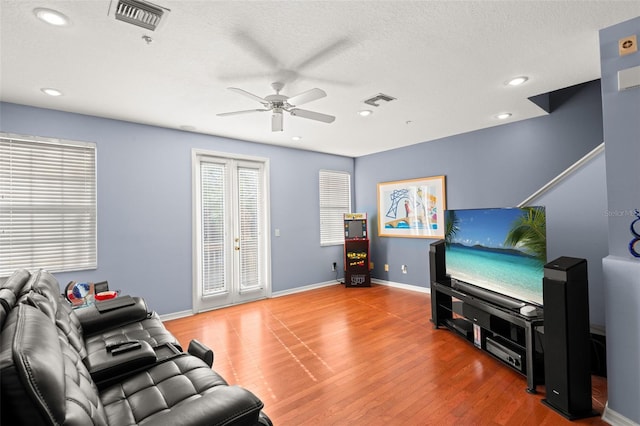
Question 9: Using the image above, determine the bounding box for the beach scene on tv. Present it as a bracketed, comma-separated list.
[444, 207, 546, 306]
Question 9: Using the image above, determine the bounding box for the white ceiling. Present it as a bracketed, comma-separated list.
[1, 1, 639, 157]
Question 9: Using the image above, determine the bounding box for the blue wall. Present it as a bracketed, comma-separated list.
[534, 149, 608, 327]
[599, 16, 640, 425]
[355, 81, 604, 295]
[0, 102, 354, 315]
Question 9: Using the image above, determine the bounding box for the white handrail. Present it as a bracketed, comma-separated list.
[518, 142, 605, 207]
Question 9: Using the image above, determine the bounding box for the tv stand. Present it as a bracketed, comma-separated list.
[431, 280, 544, 393]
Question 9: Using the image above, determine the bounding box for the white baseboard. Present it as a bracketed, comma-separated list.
[602, 402, 639, 426]
[372, 278, 431, 294]
[159, 309, 193, 322]
[271, 280, 341, 298]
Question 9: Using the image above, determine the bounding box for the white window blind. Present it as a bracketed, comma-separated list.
[238, 165, 263, 292]
[200, 161, 226, 295]
[0, 134, 97, 277]
[319, 169, 351, 246]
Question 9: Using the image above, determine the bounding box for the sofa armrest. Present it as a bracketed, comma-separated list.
[86, 340, 157, 387]
[75, 296, 150, 334]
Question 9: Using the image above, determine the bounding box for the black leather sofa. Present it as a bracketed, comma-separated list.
[0, 269, 272, 425]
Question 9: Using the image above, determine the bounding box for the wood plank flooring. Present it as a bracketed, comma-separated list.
[163, 284, 608, 425]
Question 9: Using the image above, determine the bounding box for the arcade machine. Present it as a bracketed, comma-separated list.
[344, 213, 371, 287]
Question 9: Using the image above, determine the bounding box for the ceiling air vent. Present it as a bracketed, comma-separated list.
[364, 93, 397, 107]
[111, 0, 168, 31]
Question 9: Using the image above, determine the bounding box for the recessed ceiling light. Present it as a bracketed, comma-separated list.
[496, 112, 512, 120]
[34, 8, 70, 26]
[41, 88, 63, 97]
[292, 136, 302, 141]
[358, 110, 373, 117]
[506, 76, 528, 86]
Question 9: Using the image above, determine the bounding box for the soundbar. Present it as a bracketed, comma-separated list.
[451, 279, 527, 311]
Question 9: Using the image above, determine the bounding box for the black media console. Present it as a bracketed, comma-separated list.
[431, 279, 544, 393]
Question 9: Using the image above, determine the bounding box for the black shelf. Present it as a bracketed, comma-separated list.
[431, 280, 544, 393]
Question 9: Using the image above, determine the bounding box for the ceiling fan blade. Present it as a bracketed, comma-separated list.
[287, 88, 327, 107]
[227, 87, 268, 104]
[294, 38, 352, 71]
[232, 30, 280, 69]
[272, 110, 283, 132]
[290, 108, 335, 123]
[217, 109, 268, 117]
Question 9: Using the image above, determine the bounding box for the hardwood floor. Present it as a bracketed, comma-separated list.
[163, 284, 608, 425]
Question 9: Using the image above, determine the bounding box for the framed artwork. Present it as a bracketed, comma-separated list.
[377, 176, 446, 238]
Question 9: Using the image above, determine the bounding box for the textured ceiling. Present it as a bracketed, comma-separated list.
[1, 1, 639, 157]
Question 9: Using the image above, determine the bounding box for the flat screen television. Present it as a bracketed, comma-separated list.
[444, 206, 546, 307]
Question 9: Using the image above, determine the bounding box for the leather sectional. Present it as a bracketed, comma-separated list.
[0, 269, 272, 425]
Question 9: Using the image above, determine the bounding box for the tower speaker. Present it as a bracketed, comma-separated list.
[429, 240, 447, 284]
[541, 256, 596, 419]
[429, 240, 451, 329]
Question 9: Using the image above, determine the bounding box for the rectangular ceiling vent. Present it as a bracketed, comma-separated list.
[111, 0, 169, 31]
[364, 93, 397, 107]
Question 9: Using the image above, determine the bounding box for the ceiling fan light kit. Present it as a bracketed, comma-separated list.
[272, 108, 283, 132]
[218, 82, 336, 132]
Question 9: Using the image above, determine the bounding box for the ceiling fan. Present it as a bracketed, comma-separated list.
[217, 82, 336, 132]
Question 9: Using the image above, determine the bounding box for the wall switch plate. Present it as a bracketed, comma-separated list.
[331, 262, 336, 271]
[401, 265, 407, 274]
[384, 264, 389, 272]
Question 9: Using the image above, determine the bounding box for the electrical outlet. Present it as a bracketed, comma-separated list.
[401, 264, 407, 274]
[384, 264, 389, 272]
[332, 262, 337, 271]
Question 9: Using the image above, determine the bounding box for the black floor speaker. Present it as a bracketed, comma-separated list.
[429, 240, 451, 329]
[541, 257, 597, 419]
[429, 240, 447, 284]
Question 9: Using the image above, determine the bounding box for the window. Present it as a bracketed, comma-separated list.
[319, 169, 351, 246]
[0, 134, 97, 277]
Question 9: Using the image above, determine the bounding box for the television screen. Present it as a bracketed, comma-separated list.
[345, 219, 367, 239]
[444, 206, 546, 306]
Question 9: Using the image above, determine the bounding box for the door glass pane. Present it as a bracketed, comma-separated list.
[238, 166, 262, 291]
[201, 162, 226, 295]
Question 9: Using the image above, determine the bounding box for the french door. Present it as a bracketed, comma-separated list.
[193, 151, 270, 313]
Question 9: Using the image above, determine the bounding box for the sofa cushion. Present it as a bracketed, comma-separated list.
[20, 269, 61, 309]
[0, 268, 31, 301]
[0, 269, 31, 329]
[0, 303, 108, 426]
[20, 289, 88, 359]
[100, 355, 264, 426]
